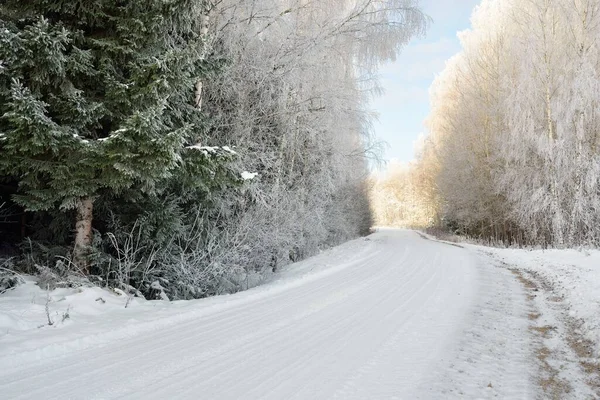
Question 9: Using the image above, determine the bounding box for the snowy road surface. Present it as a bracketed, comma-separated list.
[0, 230, 535, 399]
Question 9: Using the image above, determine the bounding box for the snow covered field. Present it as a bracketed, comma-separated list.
[0, 229, 598, 399]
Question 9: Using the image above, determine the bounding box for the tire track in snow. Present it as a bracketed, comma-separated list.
[422, 251, 535, 399]
[1, 241, 402, 398]
[0, 230, 538, 399]
[109, 242, 418, 399]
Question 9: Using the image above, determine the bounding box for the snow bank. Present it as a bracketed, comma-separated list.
[0, 236, 375, 370]
[477, 246, 600, 356]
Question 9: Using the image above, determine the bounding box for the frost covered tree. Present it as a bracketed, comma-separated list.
[0, 0, 429, 297]
[423, 0, 515, 241]
[0, 0, 223, 270]
[196, 0, 427, 270]
[415, 0, 600, 246]
[370, 159, 436, 228]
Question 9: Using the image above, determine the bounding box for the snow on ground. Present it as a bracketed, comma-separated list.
[0, 237, 377, 369]
[0, 229, 542, 399]
[477, 246, 600, 398]
[419, 229, 600, 397]
[424, 249, 533, 399]
[482, 247, 600, 357]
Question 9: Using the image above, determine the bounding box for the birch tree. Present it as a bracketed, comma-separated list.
[415, 0, 600, 246]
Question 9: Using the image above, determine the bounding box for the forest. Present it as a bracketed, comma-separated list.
[374, 0, 600, 248]
[0, 0, 427, 299]
[4, 2, 600, 396]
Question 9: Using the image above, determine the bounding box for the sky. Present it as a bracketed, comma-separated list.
[371, 0, 482, 165]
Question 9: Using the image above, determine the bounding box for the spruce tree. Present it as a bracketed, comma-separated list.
[0, 0, 221, 271]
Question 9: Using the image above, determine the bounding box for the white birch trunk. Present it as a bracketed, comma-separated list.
[74, 197, 94, 274]
[195, 13, 211, 111]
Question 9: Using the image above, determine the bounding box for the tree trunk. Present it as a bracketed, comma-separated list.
[195, 12, 210, 111]
[73, 197, 94, 274]
[195, 80, 204, 110]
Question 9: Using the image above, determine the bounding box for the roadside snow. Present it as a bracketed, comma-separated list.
[439, 241, 600, 398]
[483, 247, 600, 358]
[0, 237, 376, 371]
[419, 230, 600, 361]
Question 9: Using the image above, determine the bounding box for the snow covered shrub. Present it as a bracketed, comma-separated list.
[88, 146, 244, 300]
[23, 245, 91, 290]
[147, 210, 258, 299]
[96, 225, 157, 300]
[0, 258, 23, 294]
[92, 210, 255, 301]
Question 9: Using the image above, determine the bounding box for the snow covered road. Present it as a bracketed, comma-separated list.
[0, 229, 536, 399]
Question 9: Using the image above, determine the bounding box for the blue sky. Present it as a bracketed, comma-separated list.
[371, 0, 481, 164]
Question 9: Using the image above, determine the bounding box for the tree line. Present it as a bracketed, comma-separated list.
[0, 0, 427, 298]
[382, 0, 600, 247]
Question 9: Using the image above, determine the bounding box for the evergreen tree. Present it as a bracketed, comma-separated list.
[0, 0, 223, 271]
